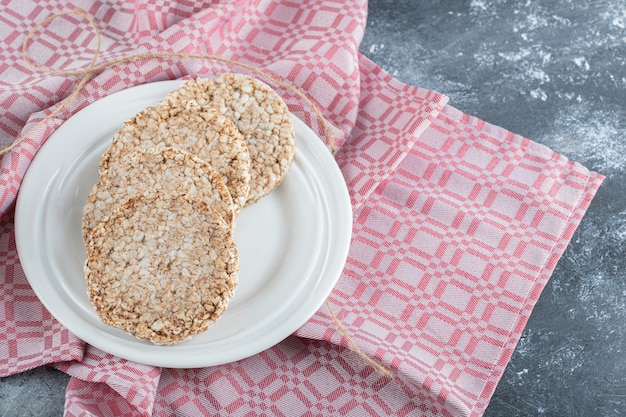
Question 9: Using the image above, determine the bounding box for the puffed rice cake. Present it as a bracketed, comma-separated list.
[84, 193, 239, 345]
[81, 73, 298, 344]
[163, 73, 296, 205]
[102, 104, 251, 214]
[82, 147, 235, 240]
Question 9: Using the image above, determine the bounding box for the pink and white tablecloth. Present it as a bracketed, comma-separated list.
[0, 1, 603, 416]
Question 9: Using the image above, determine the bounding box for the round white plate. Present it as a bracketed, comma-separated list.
[15, 80, 352, 368]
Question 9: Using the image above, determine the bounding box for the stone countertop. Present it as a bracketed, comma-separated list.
[1, 1, 625, 416]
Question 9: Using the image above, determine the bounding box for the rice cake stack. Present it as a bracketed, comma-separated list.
[83, 73, 295, 345]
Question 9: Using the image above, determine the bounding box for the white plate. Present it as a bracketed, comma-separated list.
[15, 80, 352, 368]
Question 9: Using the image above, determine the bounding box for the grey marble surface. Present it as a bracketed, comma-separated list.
[2, 1, 625, 416]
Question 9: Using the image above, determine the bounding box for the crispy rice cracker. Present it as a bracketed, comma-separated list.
[82, 147, 234, 239]
[84, 193, 239, 345]
[164, 74, 296, 205]
[102, 104, 250, 213]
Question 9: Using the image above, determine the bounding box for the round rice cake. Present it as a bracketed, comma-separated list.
[82, 147, 234, 239]
[102, 104, 251, 213]
[84, 193, 239, 345]
[166, 74, 296, 205]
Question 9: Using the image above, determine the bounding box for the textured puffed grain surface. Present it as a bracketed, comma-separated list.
[82, 147, 234, 239]
[102, 104, 251, 213]
[84, 194, 239, 345]
[165, 74, 296, 205]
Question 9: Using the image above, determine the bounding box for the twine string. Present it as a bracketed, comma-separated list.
[6, 8, 335, 156]
[13, 8, 390, 377]
[326, 301, 392, 377]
